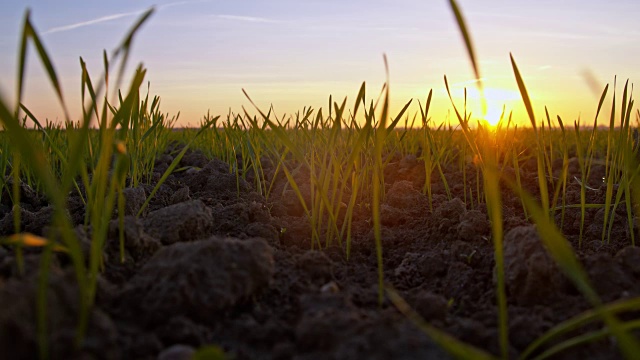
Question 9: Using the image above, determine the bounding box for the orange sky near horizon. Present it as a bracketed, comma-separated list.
[1, 0, 638, 129]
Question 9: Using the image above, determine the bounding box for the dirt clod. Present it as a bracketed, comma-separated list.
[116, 236, 274, 325]
[0, 270, 120, 360]
[143, 199, 213, 245]
[503, 225, 566, 306]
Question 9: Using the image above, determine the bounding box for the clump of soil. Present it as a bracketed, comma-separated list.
[0, 147, 638, 359]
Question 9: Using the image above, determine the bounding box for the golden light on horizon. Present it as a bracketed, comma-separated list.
[446, 86, 523, 127]
[0, 1, 636, 129]
[484, 103, 505, 127]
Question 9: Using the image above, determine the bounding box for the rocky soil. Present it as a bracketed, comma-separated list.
[1, 144, 639, 359]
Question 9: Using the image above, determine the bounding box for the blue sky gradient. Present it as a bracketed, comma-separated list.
[1, 0, 639, 126]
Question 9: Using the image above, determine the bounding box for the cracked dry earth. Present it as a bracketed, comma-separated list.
[1, 144, 639, 359]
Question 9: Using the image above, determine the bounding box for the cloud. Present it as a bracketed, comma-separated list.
[538, 65, 552, 71]
[44, 10, 144, 34]
[43, 1, 210, 35]
[213, 14, 280, 24]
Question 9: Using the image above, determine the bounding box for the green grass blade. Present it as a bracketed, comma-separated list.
[387, 287, 497, 360]
[602, 82, 618, 242]
[387, 99, 413, 133]
[112, 8, 155, 91]
[505, 177, 640, 358]
[137, 116, 218, 217]
[511, 54, 549, 215]
[18, 12, 71, 120]
[447, 1, 506, 356]
[353, 82, 366, 119]
[16, 10, 29, 111]
[534, 320, 640, 360]
[483, 160, 506, 360]
[521, 297, 640, 359]
[510, 54, 536, 130]
[448, 0, 483, 92]
[371, 54, 390, 306]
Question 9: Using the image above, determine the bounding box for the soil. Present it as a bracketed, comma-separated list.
[1, 143, 639, 359]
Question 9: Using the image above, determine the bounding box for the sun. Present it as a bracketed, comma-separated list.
[445, 86, 521, 128]
[484, 104, 504, 127]
[480, 88, 520, 127]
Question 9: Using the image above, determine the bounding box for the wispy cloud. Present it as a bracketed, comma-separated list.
[538, 65, 552, 71]
[44, 10, 143, 34]
[43, 1, 210, 35]
[213, 14, 280, 24]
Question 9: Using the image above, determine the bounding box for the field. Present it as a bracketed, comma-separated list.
[1, 2, 640, 360]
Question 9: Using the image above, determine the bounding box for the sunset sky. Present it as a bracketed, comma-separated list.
[0, 0, 639, 127]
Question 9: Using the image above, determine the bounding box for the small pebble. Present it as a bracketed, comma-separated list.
[321, 281, 340, 293]
[157, 344, 195, 360]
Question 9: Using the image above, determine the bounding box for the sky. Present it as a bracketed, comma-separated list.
[0, 0, 639, 128]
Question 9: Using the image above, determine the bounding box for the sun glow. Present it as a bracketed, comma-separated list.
[485, 88, 521, 126]
[484, 102, 505, 127]
[447, 86, 521, 127]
